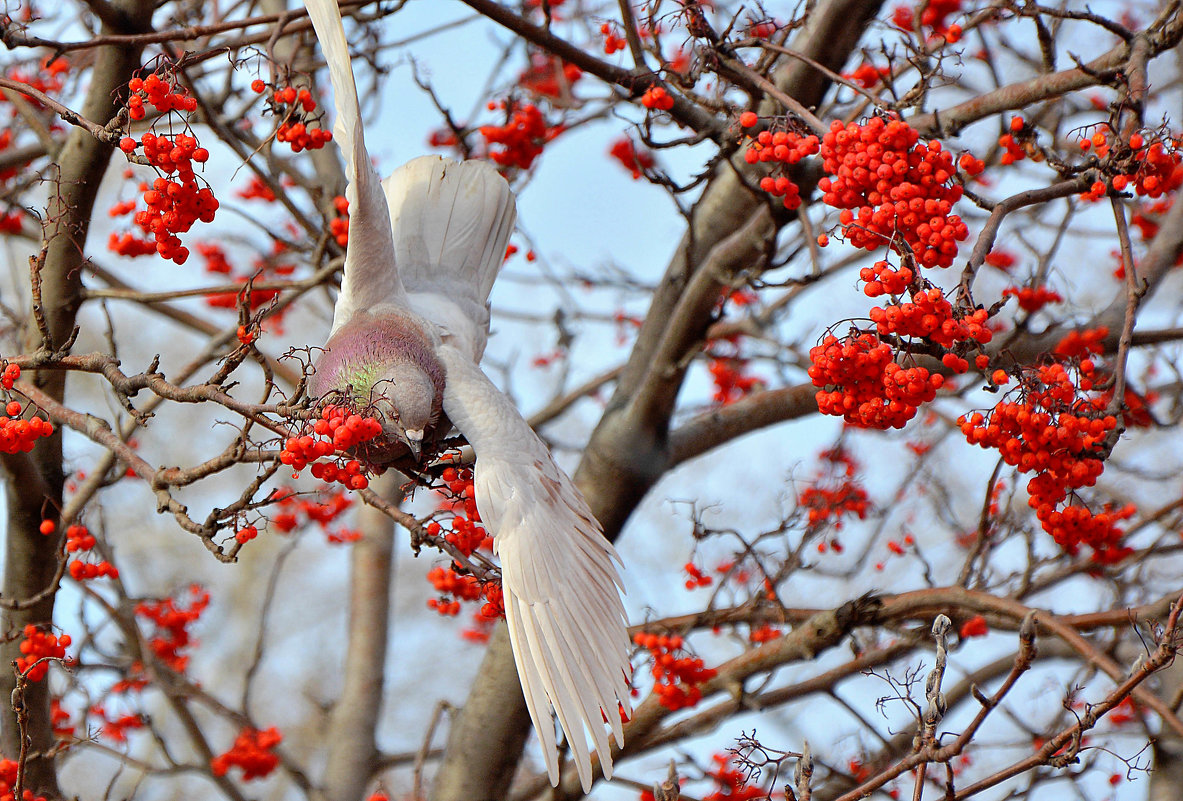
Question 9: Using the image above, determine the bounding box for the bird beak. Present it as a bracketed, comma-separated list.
[404, 429, 424, 461]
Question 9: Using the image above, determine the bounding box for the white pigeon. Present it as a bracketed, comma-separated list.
[302, 0, 633, 791]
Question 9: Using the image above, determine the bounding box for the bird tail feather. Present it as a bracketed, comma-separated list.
[382, 155, 516, 306]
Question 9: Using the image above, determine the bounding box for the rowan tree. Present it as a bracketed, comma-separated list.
[1, 1, 1182, 800]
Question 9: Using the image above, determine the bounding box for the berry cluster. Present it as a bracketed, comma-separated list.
[869, 289, 992, 350]
[265, 486, 359, 545]
[683, 562, 713, 589]
[601, 22, 627, 54]
[749, 624, 782, 643]
[633, 632, 717, 711]
[135, 585, 210, 673]
[91, 708, 145, 743]
[62, 523, 118, 581]
[845, 62, 891, 89]
[860, 259, 914, 297]
[423, 467, 503, 624]
[809, 333, 944, 429]
[480, 101, 563, 170]
[279, 405, 384, 490]
[892, 0, 963, 38]
[517, 54, 582, 99]
[195, 242, 232, 274]
[1124, 138, 1183, 198]
[701, 753, 767, 801]
[958, 361, 1131, 561]
[1054, 326, 1108, 359]
[742, 123, 820, 210]
[50, 698, 74, 740]
[211, 726, 283, 781]
[1003, 285, 1062, 313]
[114, 133, 218, 265]
[251, 82, 333, 152]
[0, 758, 49, 801]
[705, 334, 764, 405]
[817, 118, 969, 268]
[799, 481, 870, 528]
[16, 625, 70, 682]
[126, 73, 197, 121]
[2, 363, 19, 389]
[1074, 130, 1183, 200]
[608, 137, 655, 179]
[426, 566, 482, 616]
[0, 399, 53, 454]
[237, 175, 276, 201]
[641, 86, 674, 111]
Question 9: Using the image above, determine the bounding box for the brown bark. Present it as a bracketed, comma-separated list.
[0, 1, 154, 794]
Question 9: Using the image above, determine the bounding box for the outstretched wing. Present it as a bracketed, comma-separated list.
[436, 344, 632, 792]
[383, 155, 516, 362]
[304, 0, 409, 334]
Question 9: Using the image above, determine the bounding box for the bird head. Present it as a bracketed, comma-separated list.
[312, 311, 445, 465]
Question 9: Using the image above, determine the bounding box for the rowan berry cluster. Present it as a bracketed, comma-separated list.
[701, 753, 767, 801]
[749, 624, 782, 643]
[845, 62, 891, 89]
[1054, 326, 1108, 359]
[683, 562, 713, 589]
[741, 120, 819, 210]
[62, 522, 118, 580]
[126, 73, 197, 120]
[1003, 285, 1062, 313]
[280, 405, 384, 490]
[49, 698, 74, 740]
[195, 242, 232, 274]
[480, 101, 562, 170]
[892, 0, 963, 38]
[860, 259, 914, 297]
[429, 466, 490, 555]
[872, 290, 990, 350]
[0, 399, 53, 454]
[799, 482, 870, 528]
[423, 466, 503, 623]
[601, 22, 627, 54]
[210, 726, 283, 781]
[16, 625, 70, 682]
[633, 632, 717, 711]
[818, 118, 969, 268]
[1, 363, 19, 389]
[0, 758, 49, 801]
[427, 567, 503, 622]
[114, 132, 217, 264]
[959, 360, 1132, 561]
[251, 81, 333, 152]
[998, 116, 1032, 164]
[609, 137, 655, 179]
[264, 487, 359, 544]
[1124, 138, 1183, 198]
[809, 333, 944, 429]
[517, 54, 582, 99]
[135, 585, 210, 673]
[426, 566, 482, 616]
[92, 709, 145, 743]
[641, 86, 675, 111]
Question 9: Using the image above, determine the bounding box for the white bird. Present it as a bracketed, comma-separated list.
[302, 0, 633, 790]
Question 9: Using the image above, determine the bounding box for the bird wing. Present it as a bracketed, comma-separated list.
[437, 344, 632, 792]
[304, 0, 410, 334]
[382, 155, 516, 362]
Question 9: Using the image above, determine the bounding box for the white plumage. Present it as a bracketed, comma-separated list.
[303, 0, 632, 791]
